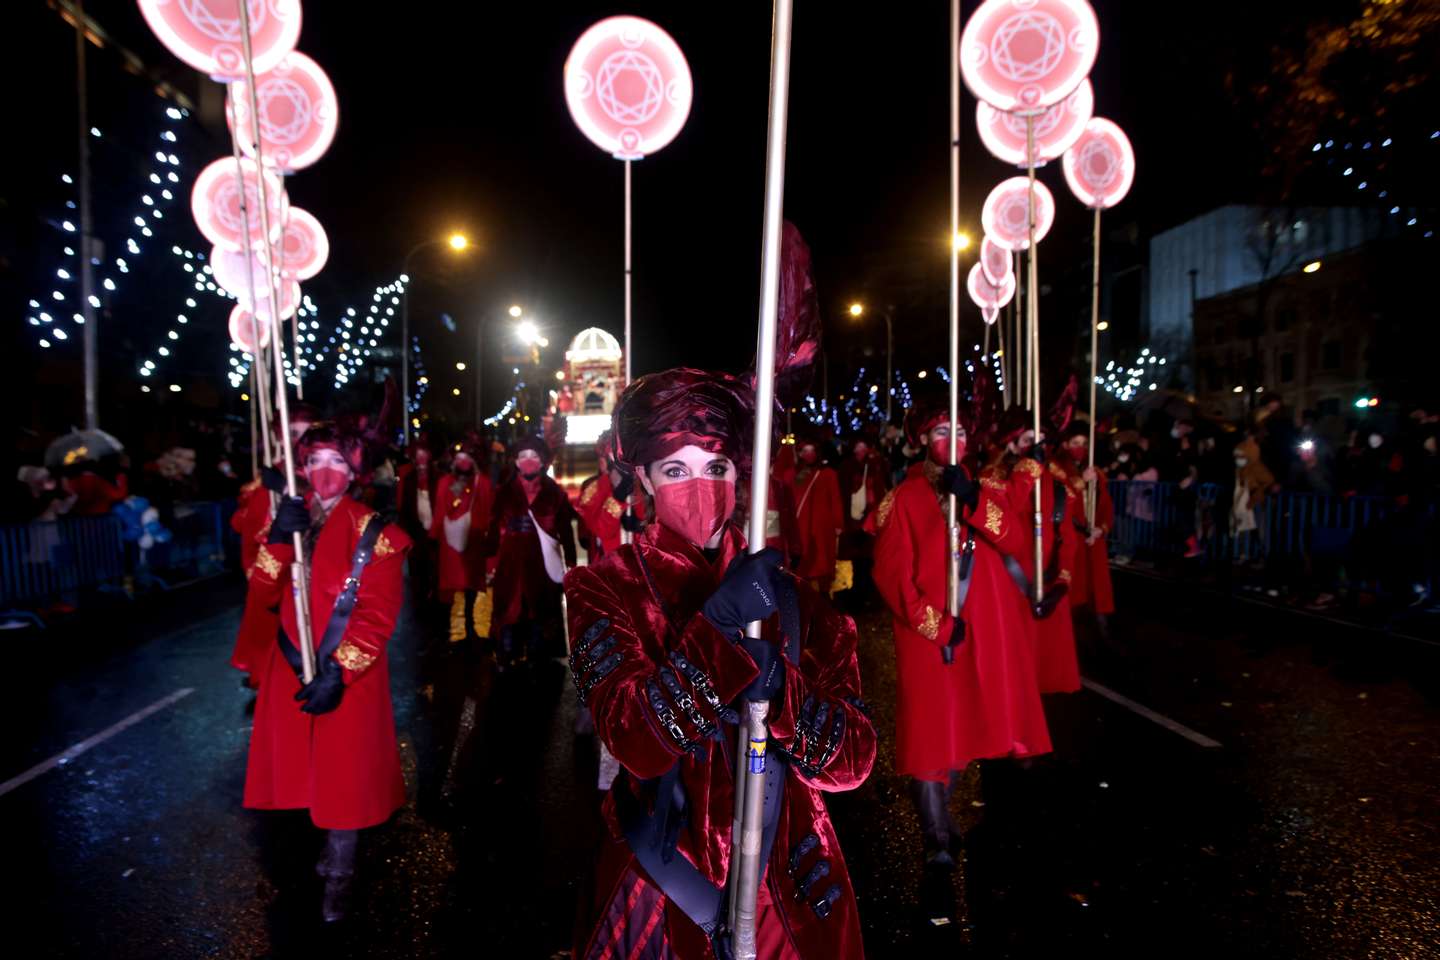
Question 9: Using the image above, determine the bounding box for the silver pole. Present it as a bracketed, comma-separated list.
[239, 0, 315, 684]
[946, 0, 961, 617]
[1026, 116, 1043, 604]
[75, 7, 99, 430]
[732, 2, 794, 956]
[1087, 206, 1101, 526]
[226, 122, 273, 468]
[885, 311, 893, 423]
[402, 280, 411, 444]
[624, 158, 633, 387]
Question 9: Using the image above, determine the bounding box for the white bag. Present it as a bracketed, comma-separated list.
[531, 509, 567, 583]
[849, 464, 868, 521]
[443, 512, 469, 554]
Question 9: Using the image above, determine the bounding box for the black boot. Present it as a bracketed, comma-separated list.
[909, 778, 955, 869]
[317, 829, 358, 923]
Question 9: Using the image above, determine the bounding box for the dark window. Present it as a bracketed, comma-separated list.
[1322, 340, 1341, 370]
[1280, 353, 1295, 382]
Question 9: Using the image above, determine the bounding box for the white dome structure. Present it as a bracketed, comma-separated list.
[565, 326, 623, 365]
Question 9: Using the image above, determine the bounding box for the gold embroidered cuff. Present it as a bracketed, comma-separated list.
[604, 498, 623, 518]
[984, 500, 1004, 536]
[254, 545, 283, 580]
[874, 491, 896, 529]
[336, 641, 377, 673]
[918, 605, 942, 640]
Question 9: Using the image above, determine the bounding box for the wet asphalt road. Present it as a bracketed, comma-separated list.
[4, 570, 1438, 959]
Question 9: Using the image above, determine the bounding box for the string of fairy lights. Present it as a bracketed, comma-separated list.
[1311, 127, 1439, 239]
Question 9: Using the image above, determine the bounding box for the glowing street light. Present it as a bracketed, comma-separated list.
[1303, 260, 1321, 274]
[953, 231, 971, 252]
[516, 320, 539, 345]
[448, 233, 469, 251]
[455, 361, 466, 371]
[848, 302, 864, 318]
[508, 304, 523, 318]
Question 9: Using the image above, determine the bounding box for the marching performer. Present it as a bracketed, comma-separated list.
[837, 435, 889, 600]
[431, 440, 495, 648]
[575, 431, 643, 561]
[790, 435, 844, 594]
[395, 437, 439, 608]
[871, 400, 1052, 868]
[242, 421, 411, 922]
[228, 403, 318, 687]
[568, 366, 875, 958]
[1055, 422, 1116, 632]
[484, 436, 577, 667]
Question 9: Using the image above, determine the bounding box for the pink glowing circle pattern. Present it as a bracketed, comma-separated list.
[210, 245, 274, 302]
[191, 157, 287, 253]
[227, 52, 339, 172]
[982, 305, 1001, 326]
[228, 303, 272, 353]
[231, 279, 299, 337]
[277, 207, 329, 281]
[981, 177, 1056, 251]
[565, 16, 692, 160]
[968, 262, 1017, 311]
[977, 78, 1091, 168]
[960, 0, 1098, 115]
[137, 0, 301, 80]
[980, 235, 1014, 287]
[1062, 117, 1135, 210]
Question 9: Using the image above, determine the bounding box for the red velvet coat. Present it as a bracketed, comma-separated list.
[1062, 460, 1116, 616]
[872, 462, 1051, 780]
[838, 453, 889, 561]
[1032, 462, 1081, 694]
[229, 478, 274, 675]
[395, 462, 437, 534]
[765, 474, 803, 561]
[576, 472, 647, 561]
[566, 521, 875, 959]
[429, 469, 493, 597]
[791, 465, 843, 583]
[243, 495, 411, 830]
[484, 474, 577, 632]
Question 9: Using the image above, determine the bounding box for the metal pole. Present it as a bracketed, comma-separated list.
[946, 0, 961, 618]
[1086, 206, 1101, 526]
[475, 314, 485, 424]
[731, 3, 793, 955]
[997, 301, 1010, 409]
[226, 122, 272, 469]
[239, 0, 314, 684]
[279, 216, 302, 399]
[1013, 250, 1024, 411]
[885, 311, 893, 423]
[1026, 116, 1043, 604]
[624, 158, 633, 388]
[75, 6, 99, 430]
[249, 366, 259, 478]
[401, 282, 411, 445]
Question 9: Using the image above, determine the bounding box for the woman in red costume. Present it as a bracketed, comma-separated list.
[985, 410, 1079, 695]
[837, 435, 889, 600]
[395, 437, 439, 609]
[1054, 422, 1116, 631]
[790, 436, 843, 594]
[576, 431, 645, 562]
[484, 435, 577, 667]
[228, 403, 317, 686]
[871, 401, 1052, 867]
[568, 366, 875, 960]
[431, 440, 494, 647]
[242, 421, 411, 922]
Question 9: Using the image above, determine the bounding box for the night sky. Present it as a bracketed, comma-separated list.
[0, 1, 1350, 435]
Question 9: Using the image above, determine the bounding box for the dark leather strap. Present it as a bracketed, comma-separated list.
[277, 515, 384, 678]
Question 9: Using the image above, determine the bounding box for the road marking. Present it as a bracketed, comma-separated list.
[1080, 677, 1223, 749]
[0, 688, 196, 798]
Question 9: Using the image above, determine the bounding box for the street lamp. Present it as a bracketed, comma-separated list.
[953, 231, 971, 252]
[516, 320, 540, 345]
[508, 304, 523, 318]
[848, 300, 895, 422]
[848, 302, 864, 318]
[400, 232, 470, 442]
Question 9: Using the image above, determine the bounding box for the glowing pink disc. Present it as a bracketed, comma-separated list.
[276, 207, 329, 281]
[228, 303, 272, 353]
[980, 235, 1014, 287]
[227, 52, 339, 172]
[137, 0, 301, 81]
[977, 78, 1092, 167]
[191, 157, 287, 253]
[210, 245, 274, 302]
[982, 305, 1001, 326]
[1063, 117, 1136, 210]
[960, 0, 1099, 115]
[968, 262, 1017, 310]
[981, 177, 1056, 251]
[230, 280, 299, 344]
[564, 16, 693, 160]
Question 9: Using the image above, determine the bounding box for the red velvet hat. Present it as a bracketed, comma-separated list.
[614, 368, 755, 476]
[297, 422, 366, 476]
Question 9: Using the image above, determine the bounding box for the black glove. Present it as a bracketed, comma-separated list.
[701, 548, 786, 638]
[268, 496, 309, 544]
[612, 473, 635, 502]
[940, 618, 965, 665]
[260, 465, 286, 493]
[1031, 446, 1047, 464]
[619, 512, 644, 533]
[740, 632, 785, 701]
[295, 656, 345, 715]
[940, 465, 979, 510]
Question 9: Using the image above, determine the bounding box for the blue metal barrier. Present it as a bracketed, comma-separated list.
[0, 500, 234, 617]
[1107, 480, 1389, 565]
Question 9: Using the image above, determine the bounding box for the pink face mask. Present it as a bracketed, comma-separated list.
[653, 477, 736, 547]
[307, 465, 352, 501]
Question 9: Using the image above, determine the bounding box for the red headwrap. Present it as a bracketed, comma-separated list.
[297, 422, 367, 477]
[614, 368, 755, 475]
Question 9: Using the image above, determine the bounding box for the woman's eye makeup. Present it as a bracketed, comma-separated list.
[705, 463, 729, 477]
[664, 466, 688, 479]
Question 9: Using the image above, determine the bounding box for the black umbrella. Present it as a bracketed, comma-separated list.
[44, 428, 124, 470]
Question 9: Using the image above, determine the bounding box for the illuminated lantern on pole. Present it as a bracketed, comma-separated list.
[226, 51, 339, 172]
[1063, 117, 1136, 517]
[210, 245, 272, 303]
[564, 15, 692, 392]
[137, 0, 301, 80]
[981, 176, 1055, 251]
[191, 156, 287, 252]
[976, 78, 1092, 167]
[276, 206, 330, 281]
[982, 305, 1000, 326]
[967, 262, 1015, 309]
[959, 0, 1098, 114]
[228, 303, 272, 353]
[231, 280, 300, 330]
[980, 234, 1013, 286]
